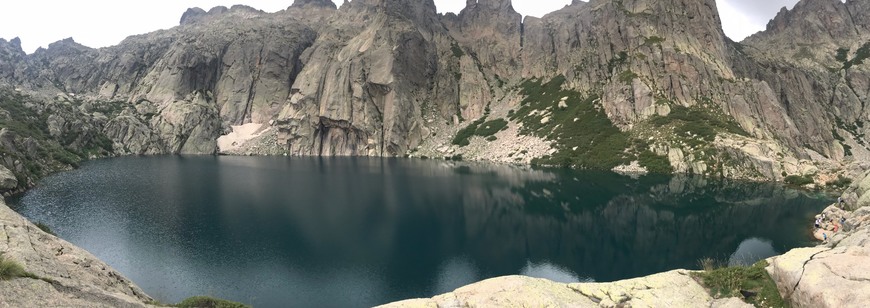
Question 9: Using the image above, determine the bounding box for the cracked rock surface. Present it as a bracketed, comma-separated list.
[0, 199, 154, 307]
[379, 270, 751, 308]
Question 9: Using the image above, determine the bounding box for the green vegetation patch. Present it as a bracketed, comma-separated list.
[637, 147, 674, 174]
[839, 42, 870, 69]
[452, 118, 508, 146]
[694, 260, 787, 308]
[649, 104, 749, 145]
[618, 70, 638, 84]
[510, 76, 635, 170]
[836, 47, 850, 62]
[450, 42, 465, 58]
[452, 118, 483, 146]
[784, 175, 814, 186]
[834, 116, 866, 146]
[793, 47, 813, 61]
[0, 90, 118, 189]
[0, 253, 28, 281]
[35, 222, 56, 236]
[176, 296, 251, 308]
[475, 119, 508, 137]
[826, 175, 852, 188]
[607, 51, 629, 72]
[644, 36, 665, 46]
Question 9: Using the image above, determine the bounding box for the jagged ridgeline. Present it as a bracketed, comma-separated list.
[0, 0, 868, 192]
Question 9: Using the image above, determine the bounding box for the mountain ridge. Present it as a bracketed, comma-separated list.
[0, 0, 867, 193]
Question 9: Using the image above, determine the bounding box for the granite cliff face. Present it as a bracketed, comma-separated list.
[0, 0, 868, 192]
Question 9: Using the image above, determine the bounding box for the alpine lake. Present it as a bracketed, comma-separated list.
[9, 156, 831, 307]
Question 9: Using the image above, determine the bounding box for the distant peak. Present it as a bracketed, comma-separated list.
[291, 0, 337, 9]
[180, 7, 207, 25]
[229, 5, 263, 13]
[465, 0, 515, 11]
[179, 5, 264, 25]
[10, 37, 22, 50]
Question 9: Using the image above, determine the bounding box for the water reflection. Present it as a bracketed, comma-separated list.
[8, 156, 829, 307]
[521, 261, 590, 284]
[728, 238, 778, 267]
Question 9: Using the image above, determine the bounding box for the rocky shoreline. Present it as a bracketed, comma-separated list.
[0, 198, 154, 307]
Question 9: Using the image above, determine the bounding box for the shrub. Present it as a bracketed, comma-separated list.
[638, 150, 673, 174]
[649, 104, 749, 140]
[618, 70, 638, 84]
[644, 36, 666, 46]
[836, 47, 850, 62]
[475, 119, 508, 137]
[451, 118, 485, 146]
[827, 175, 852, 188]
[0, 253, 27, 281]
[176, 296, 250, 308]
[694, 260, 786, 308]
[450, 42, 465, 58]
[35, 222, 56, 236]
[784, 175, 814, 186]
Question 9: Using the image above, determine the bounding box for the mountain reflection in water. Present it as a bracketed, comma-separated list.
[9, 156, 830, 307]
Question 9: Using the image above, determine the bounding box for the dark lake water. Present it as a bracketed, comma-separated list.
[9, 156, 830, 307]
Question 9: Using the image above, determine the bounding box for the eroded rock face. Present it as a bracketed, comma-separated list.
[0, 199, 153, 307]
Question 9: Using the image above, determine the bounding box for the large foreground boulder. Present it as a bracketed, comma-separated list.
[380, 270, 750, 308]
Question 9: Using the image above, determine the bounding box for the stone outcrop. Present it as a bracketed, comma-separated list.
[0, 198, 154, 307]
[380, 270, 751, 308]
[766, 170, 870, 308]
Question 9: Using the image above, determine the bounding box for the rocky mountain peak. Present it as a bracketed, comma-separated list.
[7, 37, 22, 51]
[40, 38, 91, 54]
[179, 7, 207, 25]
[349, 0, 438, 25]
[0, 37, 24, 56]
[291, 0, 337, 9]
[465, 0, 515, 12]
[759, 0, 858, 43]
[179, 5, 263, 25]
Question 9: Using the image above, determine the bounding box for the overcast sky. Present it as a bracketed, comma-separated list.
[1, 0, 807, 54]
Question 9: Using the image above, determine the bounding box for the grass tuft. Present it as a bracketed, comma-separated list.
[176, 296, 250, 308]
[694, 260, 787, 308]
[0, 253, 28, 281]
[784, 175, 814, 186]
[35, 222, 56, 236]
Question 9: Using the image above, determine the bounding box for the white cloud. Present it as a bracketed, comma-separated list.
[716, 0, 768, 41]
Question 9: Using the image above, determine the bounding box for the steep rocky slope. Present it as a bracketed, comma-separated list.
[0, 198, 154, 307]
[0, 0, 867, 193]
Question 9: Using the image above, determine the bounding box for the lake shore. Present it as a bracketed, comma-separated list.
[1, 164, 867, 307]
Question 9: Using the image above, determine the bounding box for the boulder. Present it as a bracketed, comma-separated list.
[380, 270, 751, 308]
[0, 164, 17, 192]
